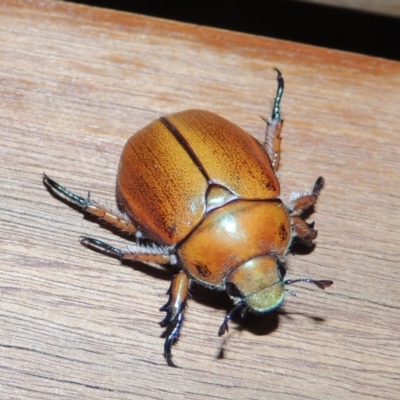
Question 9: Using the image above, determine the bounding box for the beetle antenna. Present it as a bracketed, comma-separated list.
[284, 278, 333, 290]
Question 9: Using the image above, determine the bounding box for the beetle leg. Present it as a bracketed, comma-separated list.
[80, 236, 124, 258]
[159, 271, 190, 367]
[263, 68, 284, 171]
[163, 312, 184, 368]
[288, 177, 324, 244]
[288, 177, 324, 215]
[290, 218, 317, 246]
[43, 173, 138, 235]
[160, 271, 189, 326]
[80, 236, 176, 265]
[218, 301, 245, 337]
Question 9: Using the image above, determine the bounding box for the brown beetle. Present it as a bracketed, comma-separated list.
[44, 70, 332, 367]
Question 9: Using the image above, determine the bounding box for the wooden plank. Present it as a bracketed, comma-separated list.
[0, 0, 399, 398]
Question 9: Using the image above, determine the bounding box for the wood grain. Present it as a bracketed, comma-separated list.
[0, 0, 399, 399]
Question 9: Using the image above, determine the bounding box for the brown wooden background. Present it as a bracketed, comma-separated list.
[1, 1, 399, 399]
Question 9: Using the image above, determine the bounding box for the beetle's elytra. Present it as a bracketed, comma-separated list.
[44, 69, 333, 367]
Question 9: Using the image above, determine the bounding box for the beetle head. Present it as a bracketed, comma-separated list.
[225, 255, 285, 313]
[225, 255, 333, 314]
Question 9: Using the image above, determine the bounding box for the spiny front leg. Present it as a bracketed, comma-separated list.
[263, 68, 284, 171]
[288, 177, 325, 245]
[43, 174, 137, 235]
[160, 270, 190, 367]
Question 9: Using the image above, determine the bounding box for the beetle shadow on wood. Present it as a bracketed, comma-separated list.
[215, 307, 329, 360]
[189, 283, 280, 360]
[215, 308, 280, 360]
[289, 239, 316, 256]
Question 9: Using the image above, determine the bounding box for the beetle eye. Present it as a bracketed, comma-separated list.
[225, 282, 242, 299]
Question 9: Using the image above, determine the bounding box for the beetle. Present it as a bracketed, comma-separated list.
[44, 69, 333, 367]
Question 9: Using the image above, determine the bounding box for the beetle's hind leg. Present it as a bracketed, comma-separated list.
[263, 68, 284, 171]
[159, 270, 190, 367]
[287, 177, 324, 246]
[43, 174, 137, 235]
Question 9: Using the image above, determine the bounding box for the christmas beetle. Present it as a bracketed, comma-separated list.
[44, 69, 333, 367]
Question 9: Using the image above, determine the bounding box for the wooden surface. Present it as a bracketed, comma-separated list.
[1, 1, 399, 399]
